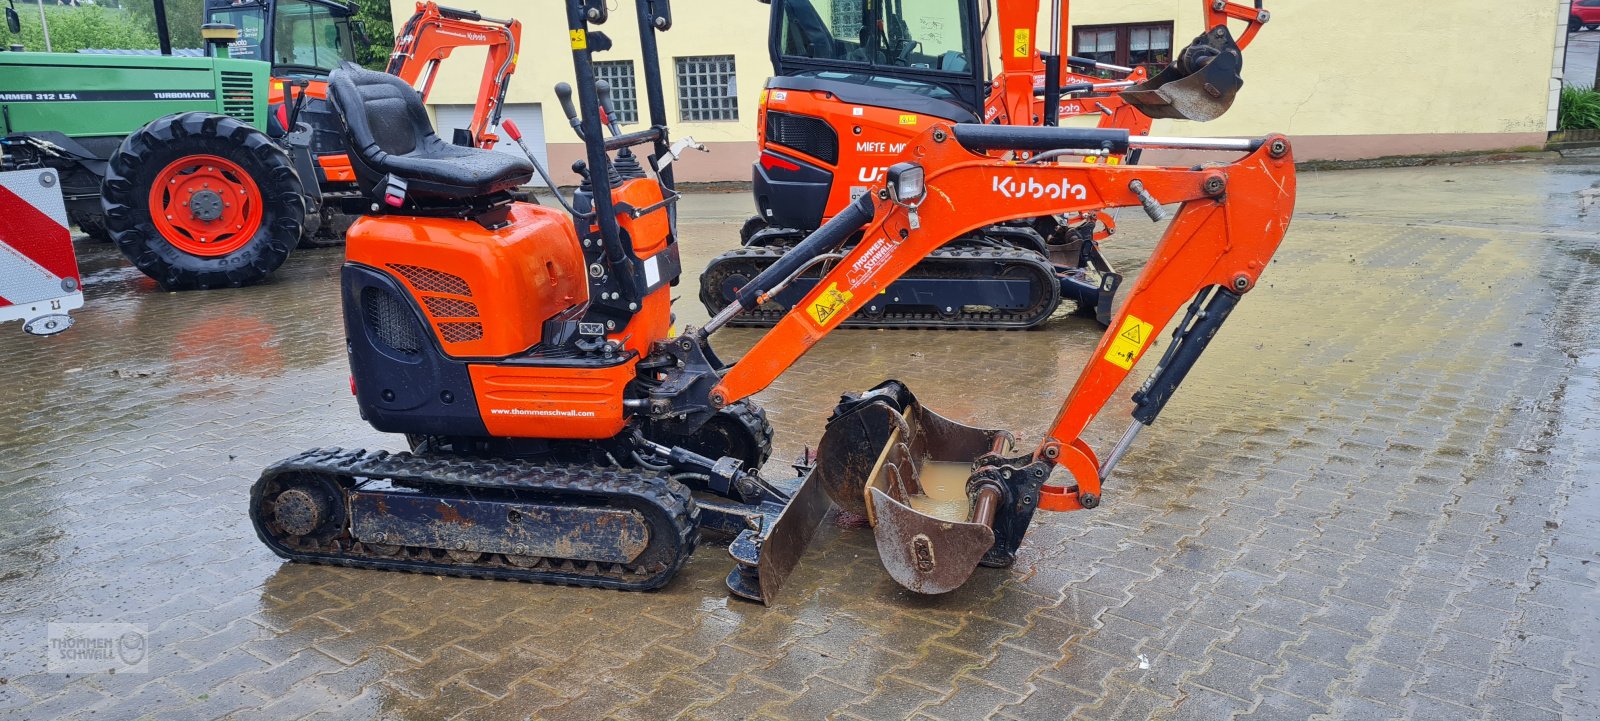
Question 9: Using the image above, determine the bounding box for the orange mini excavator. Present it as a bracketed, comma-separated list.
[249, 0, 1295, 604]
[701, 0, 1271, 330]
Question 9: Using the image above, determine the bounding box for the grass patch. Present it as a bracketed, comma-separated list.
[1559, 85, 1600, 131]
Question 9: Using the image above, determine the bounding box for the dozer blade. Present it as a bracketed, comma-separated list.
[812, 382, 1015, 594]
[724, 470, 834, 605]
[1120, 25, 1244, 122]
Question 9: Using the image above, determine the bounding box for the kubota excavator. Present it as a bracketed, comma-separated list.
[700, 0, 1271, 330]
[248, 0, 1296, 603]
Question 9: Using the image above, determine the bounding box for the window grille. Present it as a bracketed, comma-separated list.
[675, 55, 739, 122]
[592, 60, 639, 125]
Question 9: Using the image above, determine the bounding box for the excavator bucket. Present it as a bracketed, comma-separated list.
[811, 382, 1015, 594]
[1120, 25, 1244, 122]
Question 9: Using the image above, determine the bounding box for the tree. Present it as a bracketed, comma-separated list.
[348, 0, 391, 70]
[124, 0, 204, 51]
[12, 4, 161, 53]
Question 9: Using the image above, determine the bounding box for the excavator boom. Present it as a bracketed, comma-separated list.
[697, 123, 1295, 599]
[386, 1, 521, 149]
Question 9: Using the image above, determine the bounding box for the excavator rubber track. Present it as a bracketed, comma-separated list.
[250, 447, 698, 591]
[699, 245, 1065, 330]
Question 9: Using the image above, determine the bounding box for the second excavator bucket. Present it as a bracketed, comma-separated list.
[1120, 24, 1244, 122]
[811, 382, 1015, 594]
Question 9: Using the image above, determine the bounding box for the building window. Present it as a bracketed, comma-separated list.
[675, 55, 739, 122]
[593, 60, 639, 125]
[1073, 22, 1173, 77]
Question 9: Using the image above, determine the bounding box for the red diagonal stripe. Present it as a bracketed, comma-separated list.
[0, 185, 78, 282]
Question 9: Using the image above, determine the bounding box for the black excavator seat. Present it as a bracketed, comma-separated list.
[327, 63, 532, 206]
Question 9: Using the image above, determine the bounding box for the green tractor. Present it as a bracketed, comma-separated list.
[0, 0, 361, 290]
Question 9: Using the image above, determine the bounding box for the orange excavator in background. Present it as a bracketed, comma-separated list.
[249, 0, 1297, 604]
[385, 2, 522, 152]
[701, 0, 1271, 330]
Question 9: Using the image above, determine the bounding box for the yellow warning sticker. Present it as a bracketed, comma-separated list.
[569, 29, 587, 50]
[1012, 28, 1031, 58]
[1103, 314, 1154, 370]
[898, 114, 918, 125]
[807, 282, 855, 327]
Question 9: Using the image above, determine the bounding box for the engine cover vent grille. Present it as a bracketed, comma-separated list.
[362, 287, 421, 354]
[421, 296, 480, 318]
[219, 71, 256, 125]
[437, 322, 485, 343]
[388, 264, 472, 296]
[764, 111, 838, 164]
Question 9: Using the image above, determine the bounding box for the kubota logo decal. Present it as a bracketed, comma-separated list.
[993, 176, 1088, 201]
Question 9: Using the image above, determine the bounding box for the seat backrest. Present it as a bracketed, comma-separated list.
[327, 63, 432, 179]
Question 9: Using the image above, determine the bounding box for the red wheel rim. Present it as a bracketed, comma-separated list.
[147, 154, 264, 257]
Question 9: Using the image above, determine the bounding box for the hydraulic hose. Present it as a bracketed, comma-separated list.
[733, 193, 875, 309]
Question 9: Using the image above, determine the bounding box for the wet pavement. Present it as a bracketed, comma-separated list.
[2, 159, 1600, 721]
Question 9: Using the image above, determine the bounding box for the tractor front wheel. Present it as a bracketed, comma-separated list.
[103, 112, 304, 290]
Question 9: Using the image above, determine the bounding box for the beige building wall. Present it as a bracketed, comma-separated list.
[390, 0, 772, 183]
[396, 0, 1561, 181]
[1054, 0, 1560, 159]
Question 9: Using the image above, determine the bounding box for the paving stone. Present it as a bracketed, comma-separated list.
[2, 164, 1598, 720]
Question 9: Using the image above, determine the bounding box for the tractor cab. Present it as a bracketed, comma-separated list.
[204, 0, 365, 79]
[204, 0, 369, 181]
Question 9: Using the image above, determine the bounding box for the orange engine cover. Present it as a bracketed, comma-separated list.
[469, 358, 636, 439]
[345, 202, 589, 359]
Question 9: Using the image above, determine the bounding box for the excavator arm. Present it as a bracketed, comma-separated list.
[988, 0, 1272, 130]
[386, 1, 520, 149]
[695, 123, 1294, 599]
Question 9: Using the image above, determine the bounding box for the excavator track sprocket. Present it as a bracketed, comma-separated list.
[700, 245, 1064, 330]
[250, 448, 698, 591]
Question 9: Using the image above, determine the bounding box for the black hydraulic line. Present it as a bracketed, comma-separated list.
[1130, 288, 1240, 425]
[1033, 83, 1093, 97]
[435, 4, 483, 21]
[1041, 52, 1061, 126]
[733, 193, 874, 309]
[951, 125, 1129, 154]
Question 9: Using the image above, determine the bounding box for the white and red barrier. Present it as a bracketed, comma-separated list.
[0, 168, 82, 336]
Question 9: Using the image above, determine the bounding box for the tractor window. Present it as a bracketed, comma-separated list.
[207, 3, 269, 62]
[778, 0, 973, 73]
[272, 0, 357, 74]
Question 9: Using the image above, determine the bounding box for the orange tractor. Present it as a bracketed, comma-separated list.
[249, 0, 1295, 603]
[702, 0, 1271, 329]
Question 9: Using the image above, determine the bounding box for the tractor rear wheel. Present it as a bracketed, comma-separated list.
[103, 112, 304, 290]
